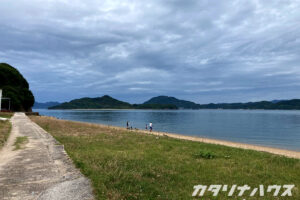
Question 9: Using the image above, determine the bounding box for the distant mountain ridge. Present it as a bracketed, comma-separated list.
[34, 101, 60, 109]
[198, 99, 300, 110]
[50, 95, 132, 109]
[49, 95, 178, 110]
[143, 96, 200, 109]
[271, 99, 285, 103]
[143, 96, 300, 110]
[49, 95, 300, 110]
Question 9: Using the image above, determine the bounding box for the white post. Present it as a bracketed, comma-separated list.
[0, 89, 2, 111]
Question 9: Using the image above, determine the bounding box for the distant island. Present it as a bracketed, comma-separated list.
[49, 95, 177, 110]
[152, 96, 300, 110]
[34, 101, 60, 109]
[198, 99, 300, 110]
[143, 96, 200, 109]
[48, 95, 300, 110]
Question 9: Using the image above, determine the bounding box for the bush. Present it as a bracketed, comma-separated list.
[193, 150, 217, 159]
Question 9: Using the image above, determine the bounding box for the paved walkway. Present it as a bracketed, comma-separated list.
[0, 113, 94, 200]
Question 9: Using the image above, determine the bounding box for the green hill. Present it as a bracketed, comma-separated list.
[142, 96, 300, 110]
[275, 99, 300, 109]
[132, 103, 177, 109]
[0, 63, 35, 111]
[49, 94, 300, 110]
[34, 101, 61, 109]
[198, 99, 300, 110]
[143, 96, 200, 109]
[49, 95, 178, 110]
[49, 95, 132, 109]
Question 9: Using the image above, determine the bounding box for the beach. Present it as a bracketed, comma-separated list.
[147, 130, 300, 159]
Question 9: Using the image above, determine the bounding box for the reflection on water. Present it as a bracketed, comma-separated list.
[34, 109, 300, 151]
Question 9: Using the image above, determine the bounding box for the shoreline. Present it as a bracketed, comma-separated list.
[40, 108, 300, 111]
[40, 116, 300, 159]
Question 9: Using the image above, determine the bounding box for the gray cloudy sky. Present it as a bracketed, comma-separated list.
[1, 0, 300, 103]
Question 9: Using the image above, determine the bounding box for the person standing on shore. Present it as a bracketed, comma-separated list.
[126, 121, 129, 129]
[146, 124, 148, 130]
[149, 122, 153, 132]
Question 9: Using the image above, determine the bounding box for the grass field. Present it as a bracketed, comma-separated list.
[0, 112, 13, 119]
[30, 116, 300, 200]
[0, 112, 12, 149]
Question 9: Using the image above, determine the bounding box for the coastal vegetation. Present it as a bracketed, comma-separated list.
[0, 63, 35, 112]
[30, 116, 300, 200]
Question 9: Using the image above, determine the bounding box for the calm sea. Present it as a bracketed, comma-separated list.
[34, 109, 300, 151]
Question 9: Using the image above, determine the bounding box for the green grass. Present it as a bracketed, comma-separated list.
[0, 112, 13, 119]
[0, 120, 11, 149]
[30, 116, 300, 200]
[13, 136, 28, 150]
[193, 149, 217, 159]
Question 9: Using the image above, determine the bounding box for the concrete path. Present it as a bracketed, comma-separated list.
[0, 113, 94, 200]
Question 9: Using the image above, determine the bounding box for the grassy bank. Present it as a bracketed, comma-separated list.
[0, 112, 13, 119]
[30, 116, 300, 200]
[0, 113, 12, 149]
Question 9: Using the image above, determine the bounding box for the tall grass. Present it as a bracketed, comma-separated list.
[0, 120, 11, 149]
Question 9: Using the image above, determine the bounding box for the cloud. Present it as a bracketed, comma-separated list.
[0, 0, 299, 103]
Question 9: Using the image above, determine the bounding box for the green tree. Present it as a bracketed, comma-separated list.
[0, 63, 35, 111]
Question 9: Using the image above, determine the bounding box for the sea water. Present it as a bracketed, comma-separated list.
[34, 109, 300, 151]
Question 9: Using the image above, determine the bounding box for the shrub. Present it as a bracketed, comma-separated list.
[193, 150, 217, 159]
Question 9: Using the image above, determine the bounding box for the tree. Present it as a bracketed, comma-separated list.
[0, 63, 35, 111]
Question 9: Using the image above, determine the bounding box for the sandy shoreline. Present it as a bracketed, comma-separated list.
[39, 116, 300, 159]
[150, 131, 300, 159]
